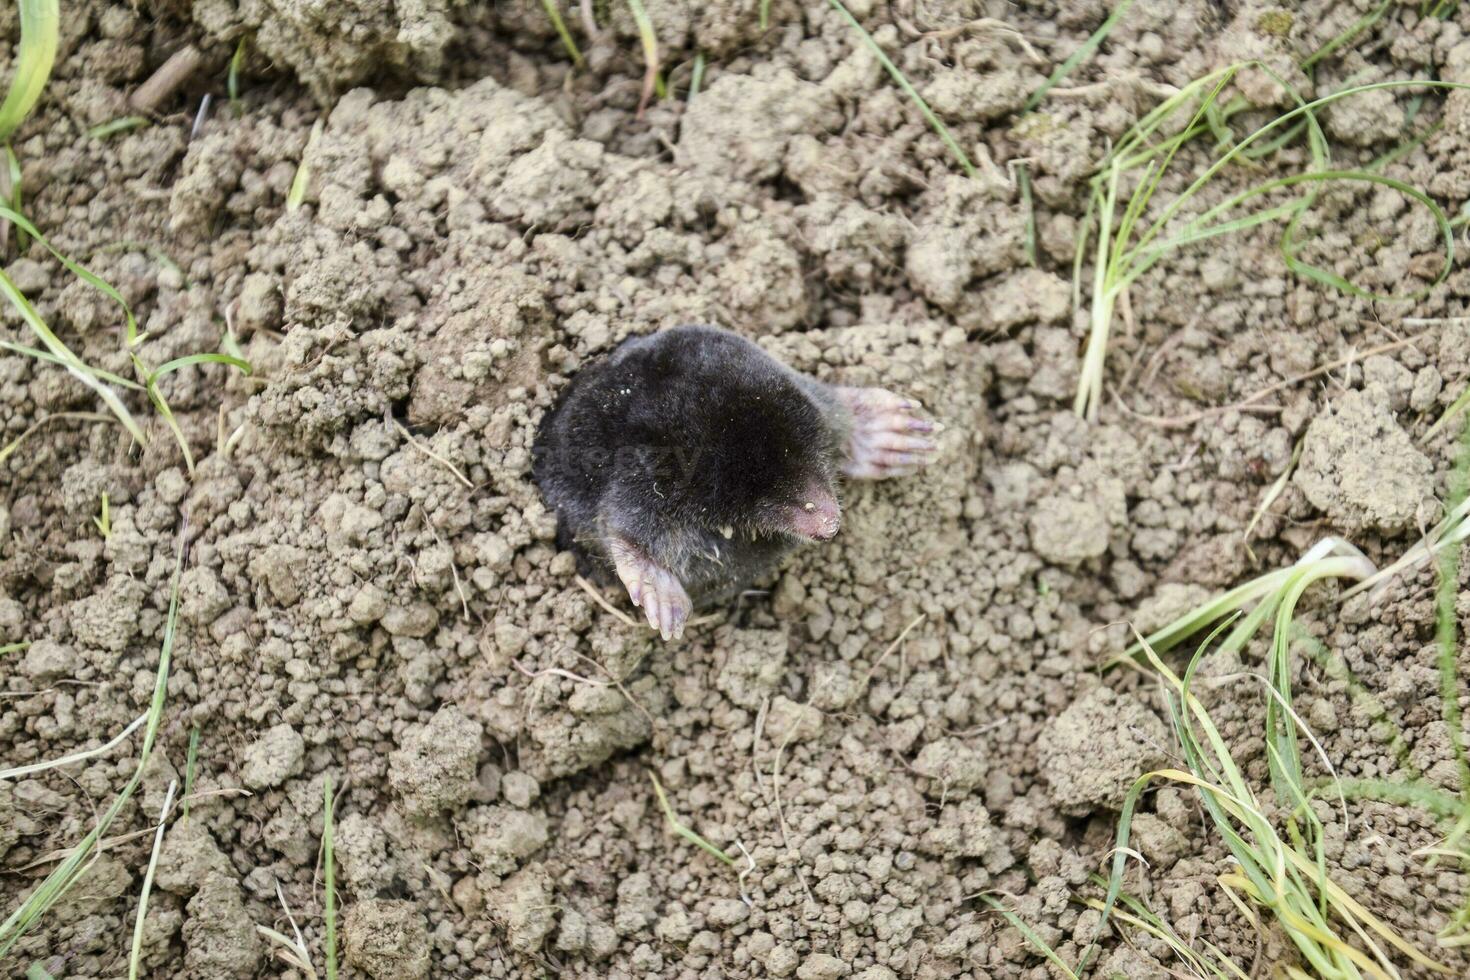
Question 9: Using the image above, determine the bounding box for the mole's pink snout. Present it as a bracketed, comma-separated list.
[787, 487, 842, 541]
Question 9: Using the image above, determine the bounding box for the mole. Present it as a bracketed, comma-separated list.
[532, 325, 938, 640]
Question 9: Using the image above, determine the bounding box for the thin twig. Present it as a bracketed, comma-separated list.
[511, 658, 608, 687]
[575, 574, 638, 626]
[573, 651, 657, 730]
[858, 613, 928, 692]
[129, 45, 202, 114]
[1118, 333, 1429, 428]
[390, 419, 473, 489]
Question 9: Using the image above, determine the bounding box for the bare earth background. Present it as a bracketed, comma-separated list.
[3, 0, 1470, 977]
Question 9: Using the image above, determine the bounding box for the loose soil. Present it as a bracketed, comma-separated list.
[3, 1, 1470, 978]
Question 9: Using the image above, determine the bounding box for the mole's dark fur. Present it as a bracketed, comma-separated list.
[533, 325, 845, 608]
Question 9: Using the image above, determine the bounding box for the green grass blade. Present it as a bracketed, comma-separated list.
[1301, 0, 1392, 71]
[287, 120, 323, 212]
[88, 116, 149, 140]
[1275, 170, 1454, 301]
[1023, 0, 1136, 111]
[228, 37, 247, 109]
[1016, 162, 1037, 266]
[148, 353, 253, 384]
[1425, 384, 1470, 443]
[0, 203, 140, 344]
[976, 895, 1081, 978]
[0, 340, 141, 389]
[649, 771, 735, 866]
[183, 727, 201, 821]
[689, 51, 706, 101]
[826, 0, 976, 179]
[138, 352, 251, 475]
[5, 144, 26, 251]
[140, 379, 193, 474]
[626, 0, 661, 113]
[0, 270, 147, 445]
[0, 0, 59, 142]
[541, 0, 584, 67]
[1437, 419, 1470, 800]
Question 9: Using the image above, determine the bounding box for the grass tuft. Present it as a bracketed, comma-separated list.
[0, 203, 252, 471]
[1105, 626, 1448, 977]
[1073, 66, 1460, 421]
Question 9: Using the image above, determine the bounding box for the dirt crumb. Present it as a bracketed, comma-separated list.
[466, 804, 550, 876]
[343, 899, 432, 979]
[155, 819, 234, 896]
[490, 865, 558, 954]
[1294, 389, 1433, 533]
[1029, 494, 1111, 565]
[387, 703, 484, 820]
[239, 722, 305, 790]
[182, 872, 264, 979]
[1040, 686, 1168, 814]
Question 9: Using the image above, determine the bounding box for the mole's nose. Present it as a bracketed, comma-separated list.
[788, 491, 841, 541]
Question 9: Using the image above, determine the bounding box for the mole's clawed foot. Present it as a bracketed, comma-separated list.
[835, 386, 941, 480]
[607, 537, 692, 641]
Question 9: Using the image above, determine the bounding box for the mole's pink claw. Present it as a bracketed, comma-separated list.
[607, 537, 691, 642]
[835, 386, 941, 481]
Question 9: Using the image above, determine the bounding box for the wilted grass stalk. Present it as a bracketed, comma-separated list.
[126, 779, 177, 980]
[324, 773, 338, 980]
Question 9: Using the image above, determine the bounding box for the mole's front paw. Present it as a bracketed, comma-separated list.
[836, 386, 940, 480]
[608, 538, 692, 641]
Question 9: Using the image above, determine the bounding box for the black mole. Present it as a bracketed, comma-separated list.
[532, 325, 938, 640]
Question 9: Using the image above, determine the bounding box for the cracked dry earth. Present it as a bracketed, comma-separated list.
[4, 1, 1470, 978]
